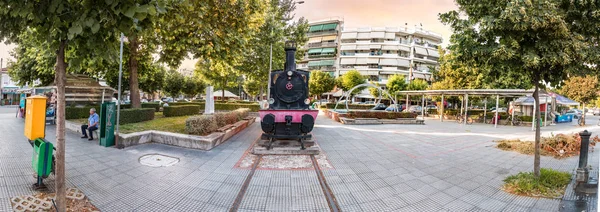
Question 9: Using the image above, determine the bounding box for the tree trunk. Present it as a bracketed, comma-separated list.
[54, 40, 67, 212]
[222, 79, 226, 102]
[582, 103, 586, 125]
[128, 35, 141, 108]
[533, 82, 541, 178]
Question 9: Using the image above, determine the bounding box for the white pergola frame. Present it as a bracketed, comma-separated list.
[396, 89, 552, 128]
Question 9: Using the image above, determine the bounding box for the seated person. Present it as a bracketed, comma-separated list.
[81, 108, 99, 140]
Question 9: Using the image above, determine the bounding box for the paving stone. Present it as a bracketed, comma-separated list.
[476, 198, 508, 212]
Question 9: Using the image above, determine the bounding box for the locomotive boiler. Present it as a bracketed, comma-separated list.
[259, 41, 318, 150]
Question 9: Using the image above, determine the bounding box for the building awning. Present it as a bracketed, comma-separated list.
[214, 90, 240, 98]
[548, 92, 580, 106]
[384, 32, 396, 39]
[308, 48, 322, 54]
[357, 32, 370, 39]
[340, 58, 356, 65]
[321, 48, 336, 54]
[355, 58, 368, 64]
[308, 37, 322, 43]
[427, 48, 440, 57]
[320, 60, 335, 66]
[369, 44, 381, 49]
[397, 59, 410, 67]
[367, 58, 380, 64]
[415, 47, 428, 55]
[341, 32, 357, 39]
[309, 24, 323, 32]
[340, 45, 356, 50]
[382, 45, 398, 50]
[513, 96, 552, 106]
[399, 46, 411, 52]
[356, 45, 370, 50]
[322, 35, 337, 41]
[370, 31, 385, 38]
[322, 23, 337, 31]
[308, 61, 321, 67]
[380, 58, 397, 66]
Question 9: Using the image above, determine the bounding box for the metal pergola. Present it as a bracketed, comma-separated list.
[396, 89, 552, 129]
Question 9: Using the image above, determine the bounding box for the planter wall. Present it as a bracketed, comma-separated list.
[65, 117, 255, 150]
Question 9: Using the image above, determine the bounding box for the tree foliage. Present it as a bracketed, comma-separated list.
[561, 76, 598, 104]
[182, 77, 205, 98]
[237, 0, 308, 96]
[195, 58, 239, 100]
[440, 0, 593, 177]
[309, 70, 335, 98]
[386, 74, 407, 95]
[407, 79, 428, 91]
[164, 71, 184, 97]
[339, 70, 365, 95]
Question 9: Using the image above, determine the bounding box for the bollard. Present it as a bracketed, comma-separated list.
[575, 130, 597, 194]
[578, 130, 591, 169]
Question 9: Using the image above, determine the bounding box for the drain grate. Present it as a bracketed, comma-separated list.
[139, 154, 179, 167]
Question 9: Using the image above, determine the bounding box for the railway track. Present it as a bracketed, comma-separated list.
[229, 154, 340, 212]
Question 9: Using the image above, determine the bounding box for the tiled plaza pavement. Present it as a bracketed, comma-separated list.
[0, 110, 598, 211]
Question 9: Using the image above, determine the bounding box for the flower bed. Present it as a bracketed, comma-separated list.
[185, 108, 250, 135]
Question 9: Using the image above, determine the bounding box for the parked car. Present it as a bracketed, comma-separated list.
[385, 104, 403, 112]
[491, 107, 507, 113]
[161, 97, 175, 103]
[363, 101, 376, 105]
[371, 103, 387, 110]
[593, 108, 600, 116]
[404, 105, 423, 113]
[566, 109, 583, 119]
[337, 100, 351, 105]
[425, 105, 437, 110]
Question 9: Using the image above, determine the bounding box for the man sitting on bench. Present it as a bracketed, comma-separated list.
[81, 108, 99, 140]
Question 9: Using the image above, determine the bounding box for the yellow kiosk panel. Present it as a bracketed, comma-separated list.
[24, 96, 47, 140]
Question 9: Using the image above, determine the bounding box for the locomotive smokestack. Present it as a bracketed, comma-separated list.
[284, 41, 296, 71]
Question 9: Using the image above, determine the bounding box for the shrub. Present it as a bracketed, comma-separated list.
[142, 103, 160, 112]
[168, 102, 201, 106]
[321, 103, 373, 110]
[215, 103, 259, 112]
[66, 106, 97, 119]
[427, 109, 438, 115]
[496, 133, 599, 158]
[345, 111, 417, 119]
[119, 108, 155, 124]
[164, 105, 201, 117]
[503, 168, 571, 198]
[185, 115, 218, 135]
[185, 108, 251, 135]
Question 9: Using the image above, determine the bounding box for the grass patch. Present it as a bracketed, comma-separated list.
[119, 112, 189, 134]
[503, 168, 571, 198]
[496, 133, 598, 158]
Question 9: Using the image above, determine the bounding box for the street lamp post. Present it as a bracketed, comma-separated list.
[115, 33, 125, 147]
[266, 1, 303, 102]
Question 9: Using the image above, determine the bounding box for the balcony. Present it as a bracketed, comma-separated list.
[308, 54, 336, 59]
[308, 66, 335, 71]
[307, 30, 337, 37]
[308, 42, 338, 48]
[356, 40, 371, 44]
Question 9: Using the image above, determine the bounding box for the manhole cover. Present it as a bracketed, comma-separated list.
[139, 154, 179, 167]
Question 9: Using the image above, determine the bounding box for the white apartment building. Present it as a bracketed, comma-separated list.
[339, 27, 442, 85]
[297, 18, 343, 77]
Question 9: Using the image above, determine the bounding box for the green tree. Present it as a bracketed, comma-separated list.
[309, 70, 335, 99]
[164, 71, 184, 98]
[182, 77, 205, 98]
[386, 74, 407, 95]
[195, 58, 239, 101]
[407, 79, 428, 91]
[339, 70, 365, 96]
[560, 76, 598, 125]
[237, 0, 308, 98]
[139, 66, 166, 94]
[440, 0, 590, 177]
[243, 76, 263, 101]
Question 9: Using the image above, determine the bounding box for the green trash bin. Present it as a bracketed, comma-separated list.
[100, 102, 116, 147]
[32, 138, 53, 178]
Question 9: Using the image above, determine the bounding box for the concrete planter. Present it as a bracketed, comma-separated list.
[65, 117, 255, 150]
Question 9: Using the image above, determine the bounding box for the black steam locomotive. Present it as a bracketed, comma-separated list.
[259, 41, 318, 150]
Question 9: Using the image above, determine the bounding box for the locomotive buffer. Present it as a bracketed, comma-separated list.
[253, 41, 320, 155]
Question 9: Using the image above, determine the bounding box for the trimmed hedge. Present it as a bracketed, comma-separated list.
[168, 102, 200, 106]
[165, 102, 260, 112]
[320, 103, 374, 110]
[186, 108, 251, 135]
[345, 111, 417, 119]
[119, 108, 155, 124]
[164, 105, 201, 117]
[142, 103, 160, 112]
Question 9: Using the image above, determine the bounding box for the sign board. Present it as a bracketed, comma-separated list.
[100, 102, 116, 147]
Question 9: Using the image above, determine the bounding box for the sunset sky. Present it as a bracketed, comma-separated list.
[0, 0, 459, 70]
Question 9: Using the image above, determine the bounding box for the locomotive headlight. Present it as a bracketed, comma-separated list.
[304, 98, 310, 105]
[268, 98, 275, 104]
[287, 71, 293, 76]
